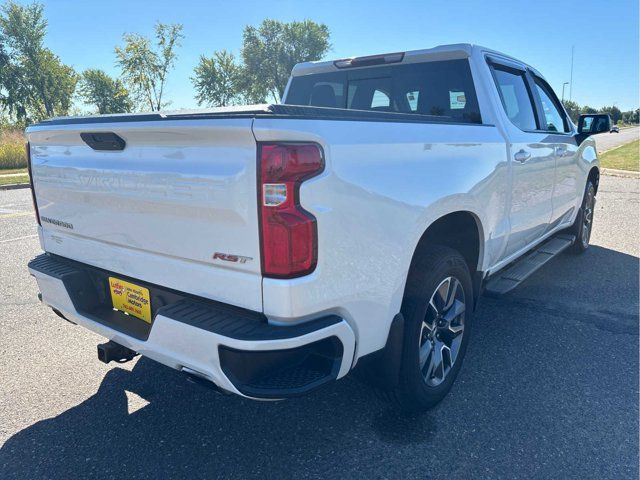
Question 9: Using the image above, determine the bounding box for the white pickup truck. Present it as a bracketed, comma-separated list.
[26, 44, 608, 411]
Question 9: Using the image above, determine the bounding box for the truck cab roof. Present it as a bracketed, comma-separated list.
[291, 43, 541, 78]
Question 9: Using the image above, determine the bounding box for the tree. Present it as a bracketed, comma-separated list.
[115, 22, 184, 111]
[192, 50, 243, 107]
[241, 19, 330, 102]
[0, 1, 77, 122]
[561, 100, 581, 123]
[622, 109, 640, 124]
[598, 105, 622, 124]
[193, 19, 331, 106]
[564, 98, 639, 125]
[78, 69, 132, 114]
[0, 35, 22, 119]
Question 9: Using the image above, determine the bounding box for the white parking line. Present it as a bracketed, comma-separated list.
[0, 211, 32, 219]
[0, 203, 31, 209]
[0, 234, 37, 243]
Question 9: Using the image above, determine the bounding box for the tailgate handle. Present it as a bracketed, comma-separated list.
[80, 132, 125, 151]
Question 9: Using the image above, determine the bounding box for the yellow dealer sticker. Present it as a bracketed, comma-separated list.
[108, 277, 152, 324]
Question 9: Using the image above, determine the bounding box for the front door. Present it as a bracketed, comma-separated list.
[530, 74, 580, 226]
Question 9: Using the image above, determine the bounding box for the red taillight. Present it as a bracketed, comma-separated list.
[258, 143, 324, 278]
[26, 142, 40, 225]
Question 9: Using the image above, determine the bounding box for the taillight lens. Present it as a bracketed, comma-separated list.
[26, 142, 41, 225]
[259, 143, 324, 278]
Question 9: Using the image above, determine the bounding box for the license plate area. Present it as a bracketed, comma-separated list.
[38, 254, 210, 341]
[108, 277, 152, 324]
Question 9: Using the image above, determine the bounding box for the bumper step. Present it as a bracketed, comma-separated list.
[158, 300, 341, 341]
[28, 253, 341, 341]
[484, 233, 575, 296]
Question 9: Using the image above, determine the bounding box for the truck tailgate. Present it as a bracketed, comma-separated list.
[26, 118, 262, 311]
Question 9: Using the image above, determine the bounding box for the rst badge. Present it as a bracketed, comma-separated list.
[212, 252, 253, 264]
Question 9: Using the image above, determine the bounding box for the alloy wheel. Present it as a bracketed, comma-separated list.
[582, 187, 595, 248]
[418, 276, 466, 387]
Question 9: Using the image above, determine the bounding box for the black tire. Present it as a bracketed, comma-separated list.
[387, 245, 473, 412]
[568, 179, 596, 254]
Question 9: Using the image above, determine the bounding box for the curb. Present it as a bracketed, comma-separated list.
[601, 168, 640, 179]
[0, 183, 30, 191]
[0, 172, 28, 177]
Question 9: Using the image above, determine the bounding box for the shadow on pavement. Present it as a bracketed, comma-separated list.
[1, 245, 637, 479]
[0, 359, 428, 479]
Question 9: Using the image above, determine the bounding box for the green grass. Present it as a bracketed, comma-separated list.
[0, 173, 29, 186]
[600, 140, 640, 172]
[0, 129, 27, 170]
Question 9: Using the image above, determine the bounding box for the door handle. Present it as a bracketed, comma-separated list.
[514, 149, 531, 163]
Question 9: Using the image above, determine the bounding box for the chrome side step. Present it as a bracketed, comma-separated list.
[484, 233, 575, 296]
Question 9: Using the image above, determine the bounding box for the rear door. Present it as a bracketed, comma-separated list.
[488, 58, 557, 259]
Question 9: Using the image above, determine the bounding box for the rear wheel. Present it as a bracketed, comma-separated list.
[389, 245, 473, 412]
[569, 180, 596, 254]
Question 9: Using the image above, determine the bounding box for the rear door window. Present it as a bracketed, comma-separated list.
[491, 66, 538, 131]
[285, 59, 482, 123]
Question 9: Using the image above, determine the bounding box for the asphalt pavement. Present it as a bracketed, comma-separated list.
[593, 126, 639, 153]
[0, 176, 638, 479]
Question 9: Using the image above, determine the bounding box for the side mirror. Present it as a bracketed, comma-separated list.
[576, 114, 611, 145]
[578, 114, 611, 135]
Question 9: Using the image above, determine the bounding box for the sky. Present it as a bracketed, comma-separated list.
[19, 0, 640, 111]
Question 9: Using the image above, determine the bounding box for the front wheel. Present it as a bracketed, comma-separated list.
[389, 245, 473, 412]
[569, 179, 596, 254]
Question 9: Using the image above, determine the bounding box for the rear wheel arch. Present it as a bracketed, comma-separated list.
[355, 211, 483, 394]
[402, 210, 484, 315]
[407, 211, 484, 283]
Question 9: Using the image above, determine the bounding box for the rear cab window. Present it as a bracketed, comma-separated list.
[285, 59, 482, 124]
